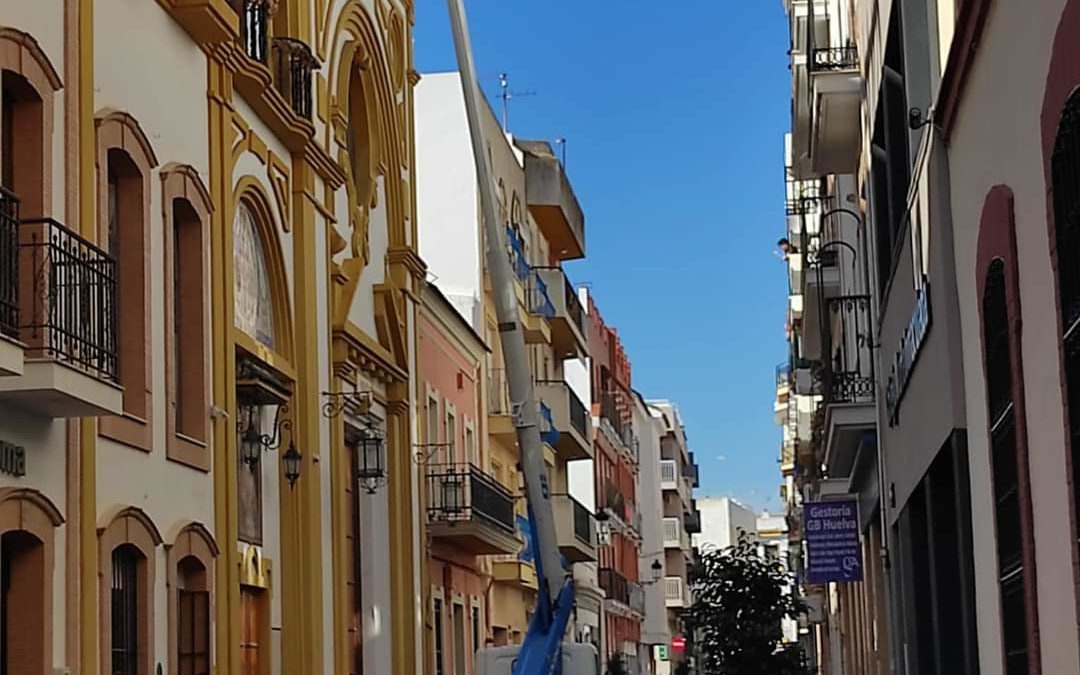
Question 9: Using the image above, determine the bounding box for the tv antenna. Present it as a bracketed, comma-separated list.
[498, 72, 535, 132]
[553, 137, 566, 168]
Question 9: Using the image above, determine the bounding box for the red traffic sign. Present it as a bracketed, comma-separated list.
[672, 636, 686, 653]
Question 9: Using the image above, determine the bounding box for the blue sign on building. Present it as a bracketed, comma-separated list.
[804, 499, 863, 584]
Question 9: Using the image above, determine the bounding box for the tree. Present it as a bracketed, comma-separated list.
[684, 532, 808, 675]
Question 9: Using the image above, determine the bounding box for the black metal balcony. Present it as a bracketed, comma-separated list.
[685, 502, 702, 534]
[604, 480, 627, 522]
[427, 462, 516, 533]
[563, 274, 584, 334]
[811, 46, 859, 72]
[233, 0, 269, 64]
[271, 37, 317, 120]
[820, 295, 874, 404]
[20, 218, 118, 379]
[0, 188, 18, 339]
[599, 568, 630, 606]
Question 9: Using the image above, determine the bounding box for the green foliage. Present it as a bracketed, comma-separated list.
[684, 532, 809, 675]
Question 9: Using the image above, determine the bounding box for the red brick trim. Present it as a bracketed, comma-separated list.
[976, 185, 1042, 674]
[937, 0, 994, 139]
[1041, 0, 1080, 639]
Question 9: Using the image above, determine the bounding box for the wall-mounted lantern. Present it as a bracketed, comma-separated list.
[282, 442, 302, 488]
[354, 426, 386, 494]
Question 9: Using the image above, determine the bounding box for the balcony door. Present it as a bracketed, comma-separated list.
[0, 531, 46, 675]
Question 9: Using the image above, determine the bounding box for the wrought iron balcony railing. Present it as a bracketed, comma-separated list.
[233, 0, 269, 64]
[426, 462, 516, 533]
[600, 390, 633, 448]
[811, 46, 859, 72]
[0, 188, 18, 339]
[20, 218, 118, 379]
[820, 295, 875, 405]
[271, 37, 317, 120]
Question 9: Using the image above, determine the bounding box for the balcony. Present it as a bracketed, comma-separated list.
[808, 45, 860, 176]
[427, 463, 519, 555]
[684, 503, 702, 535]
[662, 517, 690, 551]
[160, 0, 239, 44]
[271, 37, 317, 120]
[603, 479, 629, 525]
[516, 140, 585, 260]
[599, 567, 642, 614]
[599, 390, 636, 453]
[817, 295, 876, 479]
[660, 459, 679, 491]
[487, 368, 516, 445]
[533, 268, 587, 359]
[492, 557, 538, 590]
[683, 455, 700, 488]
[535, 380, 592, 460]
[664, 576, 689, 608]
[0, 214, 122, 417]
[553, 495, 597, 562]
[523, 269, 553, 344]
[230, 1, 319, 153]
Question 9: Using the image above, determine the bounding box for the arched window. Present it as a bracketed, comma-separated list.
[99, 507, 161, 675]
[1053, 91, 1080, 551]
[176, 556, 210, 675]
[982, 259, 1031, 675]
[162, 164, 212, 469]
[233, 201, 276, 349]
[111, 544, 141, 675]
[97, 112, 156, 451]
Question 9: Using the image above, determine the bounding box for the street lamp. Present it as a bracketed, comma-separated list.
[354, 426, 387, 494]
[239, 402, 292, 470]
[649, 559, 663, 583]
[282, 442, 302, 488]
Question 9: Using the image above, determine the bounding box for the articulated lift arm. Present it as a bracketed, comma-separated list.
[445, 2, 593, 674]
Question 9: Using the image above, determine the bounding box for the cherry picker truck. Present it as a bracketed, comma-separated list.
[445, 1, 600, 673]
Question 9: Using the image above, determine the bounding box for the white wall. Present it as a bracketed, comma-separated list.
[415, 72, 482, 315]
[695, 497, 757, 551]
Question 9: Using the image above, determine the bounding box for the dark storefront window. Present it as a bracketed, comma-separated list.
[982, 260, 1032, 675]
[1052, 91, 1080, 560]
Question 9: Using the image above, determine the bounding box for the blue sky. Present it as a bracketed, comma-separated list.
[413, 1, 791, 512]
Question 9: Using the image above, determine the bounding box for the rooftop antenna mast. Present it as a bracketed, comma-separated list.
[498, 72, 535, 132]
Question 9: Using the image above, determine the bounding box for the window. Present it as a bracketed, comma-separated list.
[1, 531, 47, 675]
[106, 148, 149, 420]
[870, 10, 912, 299]
[465, 424, 476, 465]
[471, 606, 481, 658]
[446, 409, 457, 464]
[111, 545, 140, 675]
[984, 264, 1029, 675]
[0, 69, 46, 216]
[453, 603, 467, 675]
[233, 202, 276, 349]
[433, 598, 445, 675]
[1053, 91, 1080, 560]
[427, 395, 441, 449]
[172, 199, 204, 440]
[1, 85, 11, 190]
[240, 587, 265, 675]
[177, 557, 210, 675]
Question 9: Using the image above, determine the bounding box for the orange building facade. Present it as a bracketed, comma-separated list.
[586, 296, 645, 666]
